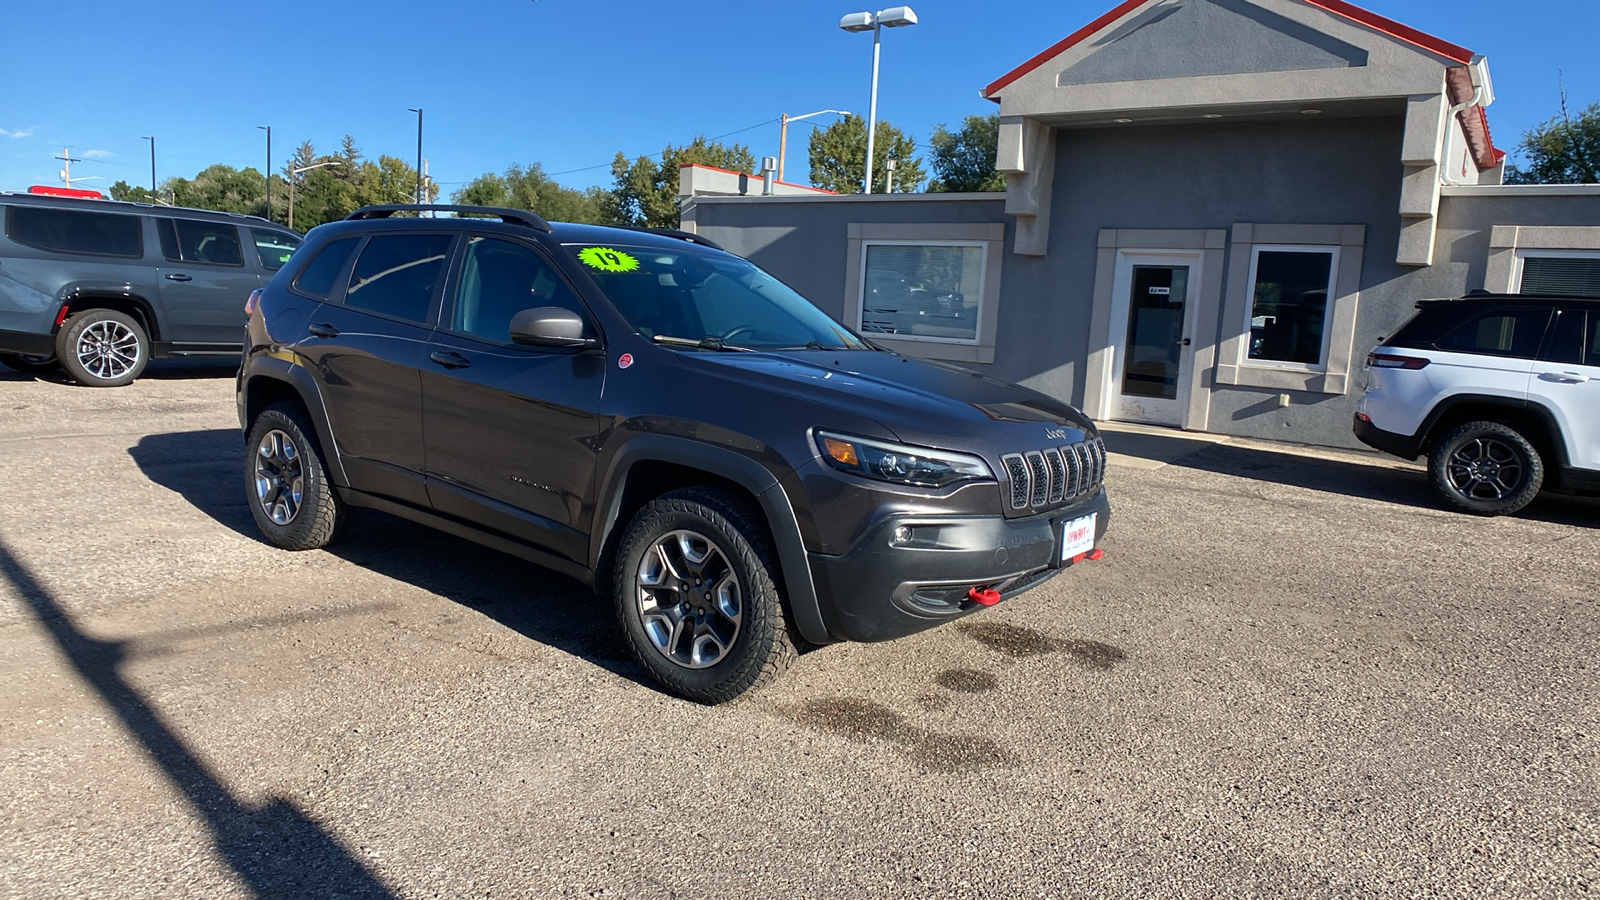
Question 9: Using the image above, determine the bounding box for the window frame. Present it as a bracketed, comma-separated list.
[157, 217, 246, 268]
[331, 232, 458, 328]
[1238, 243, 1340, 372]
[1513, 249, 1600, 298]
[841, 222, 1006, 364]
[4, 204, 144, 259]
[439, 233, 594, 349]
[854, 239, 988, 348]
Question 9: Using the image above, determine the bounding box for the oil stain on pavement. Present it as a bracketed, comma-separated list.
[785, 698, 1015, 772]
[958, 621, 1126, 670]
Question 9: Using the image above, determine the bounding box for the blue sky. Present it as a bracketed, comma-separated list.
[1, 0, 1595, 198]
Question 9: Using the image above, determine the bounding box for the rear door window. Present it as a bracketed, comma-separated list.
[1543, 309, 1588, 366]
[6, 205, 142, 258]
[250, 228, 302, 270]
[1435, 307, 1552, 359]
[293, 237, 361, 299]
[343, 234, 453, 324]
[158, 218, 245, 266]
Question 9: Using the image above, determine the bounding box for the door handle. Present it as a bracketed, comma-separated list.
[307, 323, 339, 339]
[429, 351, 471, 369]
[164, 273, 193, 282]
[1178, 337, 1192, 346]
[1539, 372, 1591, 384]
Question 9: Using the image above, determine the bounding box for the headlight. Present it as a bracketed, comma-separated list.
[814, 430, 993, 488]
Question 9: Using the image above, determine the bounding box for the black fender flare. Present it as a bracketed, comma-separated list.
[590, 434, 831, 646]
[238, 353, 350, 487]
[1415, 394, 1570, 468]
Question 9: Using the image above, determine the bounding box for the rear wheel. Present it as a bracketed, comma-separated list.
[1428, 421, 1544, 516]
[0, 352, 59, 374]
[245, 402, 341, 550]
[56, 309, 148, 387]
[613, 487, 795, 703]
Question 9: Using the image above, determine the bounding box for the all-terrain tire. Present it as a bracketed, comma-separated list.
[1428, 420, 1544, 516]
[244, 402, 341, 550]
[0, 352, 60, 374]
[613, 487, 796, 704]
[55, 308, 148, 387]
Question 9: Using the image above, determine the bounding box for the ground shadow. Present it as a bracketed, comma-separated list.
[130, 429, 651, 689]
[0, 357, 237, 386]
[1162, 439, 1600, 528]
[0, 538, 395, 898]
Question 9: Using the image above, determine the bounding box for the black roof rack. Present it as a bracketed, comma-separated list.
[622, 227, 724, 251]
[345, 204, 552, 233]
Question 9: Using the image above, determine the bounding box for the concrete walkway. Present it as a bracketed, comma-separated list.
[1096, 419, 1422, 471]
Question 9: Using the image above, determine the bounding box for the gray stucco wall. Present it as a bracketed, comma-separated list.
[689, 117, 1599, 450]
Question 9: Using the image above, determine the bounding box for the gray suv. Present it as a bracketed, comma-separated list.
[0, 193, 300, 386]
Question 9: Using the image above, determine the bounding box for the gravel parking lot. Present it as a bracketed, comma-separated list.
[1, 362, 1597, 898]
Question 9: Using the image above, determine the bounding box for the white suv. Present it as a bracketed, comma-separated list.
[1355, 294, 1600, 515]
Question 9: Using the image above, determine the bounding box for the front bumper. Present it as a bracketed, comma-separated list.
[807, 488, 1111, 642]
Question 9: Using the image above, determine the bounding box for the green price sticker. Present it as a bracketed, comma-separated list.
[578, 246, 639, 273]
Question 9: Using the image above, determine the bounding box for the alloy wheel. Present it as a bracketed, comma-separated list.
[1446, 436, 1524, 501]
[254, 429, 305, 525]
[636, 529, 742, 669]
[74, 320, 141, 381]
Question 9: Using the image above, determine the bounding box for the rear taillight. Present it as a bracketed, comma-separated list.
[244, 289, 262, 316]
[1368, 352, 1429, 369]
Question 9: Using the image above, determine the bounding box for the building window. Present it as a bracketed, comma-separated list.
[1518, 252, 1600, 298]
[1245, 246, 1337, 367]
[858, 242, 985, 344]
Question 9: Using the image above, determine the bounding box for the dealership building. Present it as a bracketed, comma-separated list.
[681, 0, 1600, 449]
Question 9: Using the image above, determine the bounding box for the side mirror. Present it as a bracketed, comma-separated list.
[509, 307, 600, 350]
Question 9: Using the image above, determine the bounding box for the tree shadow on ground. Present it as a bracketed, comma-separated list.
[1143, 436, 1600, 528]
[0, 538, 396, 898]
[129, 428, 652, 690]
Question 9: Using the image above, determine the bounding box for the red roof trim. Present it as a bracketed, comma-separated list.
[1301, 0, 1472, 63]
[982, 0, 1147, 99]
[678, 162, 836, 194]
[983, 0, 1474, 100]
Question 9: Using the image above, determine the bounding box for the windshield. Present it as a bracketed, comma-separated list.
[565, 243, 868, 351]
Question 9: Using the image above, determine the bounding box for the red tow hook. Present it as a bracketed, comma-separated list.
[1067, 547, 1106, 565]
[966, 587, 1001, 607]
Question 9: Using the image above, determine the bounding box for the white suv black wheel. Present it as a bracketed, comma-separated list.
[1428, 421, 1544, 516]
[613, 487, 795, 703]
[56, 309, 148, 387]
[245, 403, 341, 550]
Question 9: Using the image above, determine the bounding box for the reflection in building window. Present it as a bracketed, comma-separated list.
[1247, 248, 1335, 365]
[860, 243, 984, 344]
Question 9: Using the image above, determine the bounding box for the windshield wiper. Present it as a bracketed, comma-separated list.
[650, 334, 753, 352]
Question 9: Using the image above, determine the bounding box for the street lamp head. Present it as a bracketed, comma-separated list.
[838, 11, 874, 31]
[877, 6, 918, 26]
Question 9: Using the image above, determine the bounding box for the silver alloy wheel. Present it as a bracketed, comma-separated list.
[1447, 436, 1524, 501]
[636, 529, 742, 669]
[253, 429, 305, 526]
[74, 319, 141, 381]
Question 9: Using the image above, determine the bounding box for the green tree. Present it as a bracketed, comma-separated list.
[927, 114, 1006, 192]
[109, 180, 153, 203]
[808, 115, 924, 194]
[452, 162, 610, 224]
[608, 136, 757, 227]
[1505, 98, 1600, 184]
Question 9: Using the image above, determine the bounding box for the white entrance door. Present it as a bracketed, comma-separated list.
[1107, 252, 1201, 426]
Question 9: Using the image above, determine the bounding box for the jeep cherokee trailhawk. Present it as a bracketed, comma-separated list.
[238, 205, 1110, 702]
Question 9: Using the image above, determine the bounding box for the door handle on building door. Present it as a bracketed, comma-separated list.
[1539, 372, 1591, 384]
[1178, 337, 1192, 346]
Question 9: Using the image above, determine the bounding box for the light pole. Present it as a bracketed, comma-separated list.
[287, 160, 342, 230]
[257, 125, 272, 220]
[141, 136, 156, 199]
[407, 108, 423, 204]
[778, 109, 850, 183]
[838, 6, 917, 194]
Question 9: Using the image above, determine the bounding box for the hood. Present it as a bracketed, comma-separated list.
[685, 349, 1097, 452]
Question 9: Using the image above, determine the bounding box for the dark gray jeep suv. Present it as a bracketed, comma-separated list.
[0, 193, 300, 385]
[238, 205, 1110, 702]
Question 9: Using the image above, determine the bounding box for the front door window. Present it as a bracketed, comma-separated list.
[1121, 265, 1188, 400]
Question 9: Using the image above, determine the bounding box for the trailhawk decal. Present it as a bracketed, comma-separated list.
[577, 246, 639, 273]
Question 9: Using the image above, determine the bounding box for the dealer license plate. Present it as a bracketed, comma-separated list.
[1061, 513, 1097, 562]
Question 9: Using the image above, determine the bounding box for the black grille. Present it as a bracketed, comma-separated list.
[1001, 436, 1107, 512]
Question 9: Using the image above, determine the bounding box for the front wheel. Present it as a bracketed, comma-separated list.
[613, 487, 795, 703]
[1428, 421, 1544, 516]
[56, 309, 148, 387]
[0, 352, 59, 374]
[244, 403, 341, 550]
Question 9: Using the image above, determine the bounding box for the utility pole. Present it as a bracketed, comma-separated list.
[257, 125, 272, 220]
[141, 136, 156, 198]
[407, 108, 424, 204]
[55, 147, 82, 187]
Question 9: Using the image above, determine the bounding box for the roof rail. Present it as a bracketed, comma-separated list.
[624, 226, 724, 251]
[345, 204, 552, 233]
